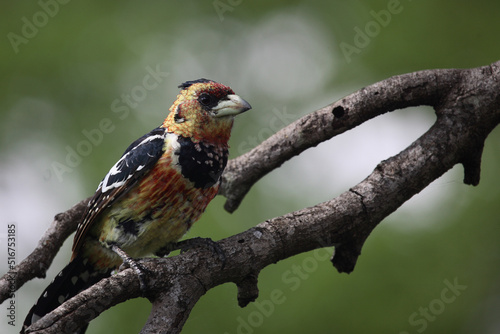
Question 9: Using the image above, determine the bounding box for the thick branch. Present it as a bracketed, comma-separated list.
[12, 61, 500, 333]
[219, 67, 461, 212]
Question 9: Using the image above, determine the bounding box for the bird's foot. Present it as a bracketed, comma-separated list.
[111, 244, 149, 293]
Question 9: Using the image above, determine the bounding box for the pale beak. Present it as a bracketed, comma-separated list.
[213, 94, 252, 117]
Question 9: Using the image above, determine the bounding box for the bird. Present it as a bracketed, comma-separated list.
[22, 78, 251, 334]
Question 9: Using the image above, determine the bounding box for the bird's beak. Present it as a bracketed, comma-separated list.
[213, 94, 252, 118]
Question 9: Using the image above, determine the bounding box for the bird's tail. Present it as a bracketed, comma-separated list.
[21, 256, 112, 334]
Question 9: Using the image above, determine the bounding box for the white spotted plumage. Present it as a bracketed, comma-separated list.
[23, 79, 251, 334]
[100, 133, 166, 193]
[72, 130, 182, 257]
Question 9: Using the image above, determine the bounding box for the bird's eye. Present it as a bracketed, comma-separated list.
[198, 93, 218, 109]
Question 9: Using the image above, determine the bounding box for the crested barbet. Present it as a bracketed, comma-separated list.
[22, 78, 251, 334]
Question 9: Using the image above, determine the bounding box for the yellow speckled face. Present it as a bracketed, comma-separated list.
[162, 79, 251, 144]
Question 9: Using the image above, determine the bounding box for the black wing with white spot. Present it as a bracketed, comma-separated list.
[72, 127, 167, 255]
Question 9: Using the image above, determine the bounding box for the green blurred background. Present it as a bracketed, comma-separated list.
[1, 0, 500, 333]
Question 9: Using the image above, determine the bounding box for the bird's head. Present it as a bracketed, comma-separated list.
[163, 79, 251, 144]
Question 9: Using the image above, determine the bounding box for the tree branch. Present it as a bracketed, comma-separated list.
[0, 198, 89, 303]
[8, 61, 500, 333]
[219, 66, 456, 212]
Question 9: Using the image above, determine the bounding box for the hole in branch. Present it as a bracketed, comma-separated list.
[332, 106, 346, 118]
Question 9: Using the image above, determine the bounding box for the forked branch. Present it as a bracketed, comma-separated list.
[5, 61, 500, 333]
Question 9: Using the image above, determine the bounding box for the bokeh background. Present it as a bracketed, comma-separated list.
[2, 1, 500, 333]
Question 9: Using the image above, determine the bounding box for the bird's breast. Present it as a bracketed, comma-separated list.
[175, 135, 229, 189]
[98, 134, 226, 258]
